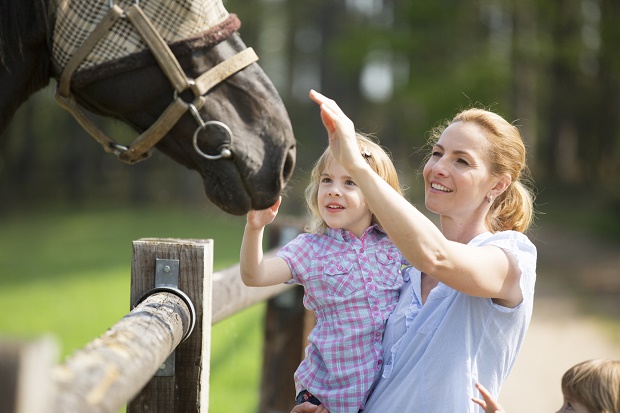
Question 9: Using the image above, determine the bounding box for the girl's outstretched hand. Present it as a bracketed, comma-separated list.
[472, 383, 507, 413]
[246, 196, 281, 230]
[309, 89, 365, 173]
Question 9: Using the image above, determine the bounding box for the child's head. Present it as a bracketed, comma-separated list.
[304, 132, 402, 234]
[559, 359, 620, 413]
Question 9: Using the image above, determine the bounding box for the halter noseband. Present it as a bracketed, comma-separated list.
[55, 1, 258, 164]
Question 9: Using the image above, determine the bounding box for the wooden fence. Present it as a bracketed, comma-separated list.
[0, 222, 309, 413]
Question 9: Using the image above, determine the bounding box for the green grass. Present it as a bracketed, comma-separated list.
[0, 204, 265, 413]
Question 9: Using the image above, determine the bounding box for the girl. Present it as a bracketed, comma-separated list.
[240, 133, 406, 413]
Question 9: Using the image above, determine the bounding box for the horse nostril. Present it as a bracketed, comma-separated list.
[281, 144, 296, 184]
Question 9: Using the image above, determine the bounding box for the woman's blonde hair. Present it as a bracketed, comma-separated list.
[429, 108, 536, 233]
[561, 359, 620, 413]
[304, 133, 403, 234]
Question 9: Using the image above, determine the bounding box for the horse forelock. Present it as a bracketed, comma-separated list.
[71, 13, 242, 88]
[51, 0, 229, 74]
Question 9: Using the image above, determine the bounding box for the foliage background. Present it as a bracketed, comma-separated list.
[2, 0, 619, 213]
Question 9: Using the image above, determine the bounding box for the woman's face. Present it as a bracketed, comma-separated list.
[317, 159, 372, 238]
[423, 121, 498, 222]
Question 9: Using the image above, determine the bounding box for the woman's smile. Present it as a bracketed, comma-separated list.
[429, 182, 453, 193]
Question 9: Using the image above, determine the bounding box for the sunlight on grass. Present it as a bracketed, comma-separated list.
[0, 204, 266, 413]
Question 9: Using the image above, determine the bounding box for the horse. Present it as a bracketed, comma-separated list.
[0, 0, 296, 215]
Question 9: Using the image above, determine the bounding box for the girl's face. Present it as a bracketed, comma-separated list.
[317, 159, 372, 238]
[555, 396, 591, 413]
[423, 121, 501, 225]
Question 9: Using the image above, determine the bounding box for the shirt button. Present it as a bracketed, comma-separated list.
[375, 332, 382, 339]
[360, 248, 365, 253]
[378, 359, 383, 365]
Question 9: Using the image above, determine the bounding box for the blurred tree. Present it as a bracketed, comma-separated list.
[595, 0, 620, 187]
[540, 1, 583, 184]
[510, 0, 540, 174]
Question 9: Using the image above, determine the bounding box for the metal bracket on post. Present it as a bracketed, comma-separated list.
[155, 258, 179, 377]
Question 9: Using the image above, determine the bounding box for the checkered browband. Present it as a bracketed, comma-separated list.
[51, 0, 229, 72]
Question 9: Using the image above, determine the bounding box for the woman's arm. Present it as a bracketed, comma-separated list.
[240, 197, 293, 287]
[309, 90, 523, 306]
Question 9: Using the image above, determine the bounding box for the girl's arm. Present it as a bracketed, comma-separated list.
[309, 90, 523, 307]
[240, 197, 293, 287]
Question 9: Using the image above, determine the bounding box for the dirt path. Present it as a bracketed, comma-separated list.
[499, 226, 620, 412]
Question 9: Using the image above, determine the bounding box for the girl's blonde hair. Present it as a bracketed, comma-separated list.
[429, 108, 536, 233]
[561, 359, 620, 413]
[304, 133, 403, 234]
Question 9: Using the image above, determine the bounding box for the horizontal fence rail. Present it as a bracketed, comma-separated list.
[52, 292, 192, 413]
[211, 251, 292, 324]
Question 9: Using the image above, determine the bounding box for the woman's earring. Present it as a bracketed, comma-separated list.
[488, 195, 493, 204]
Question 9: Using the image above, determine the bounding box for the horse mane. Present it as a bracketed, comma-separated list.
[0, 0, 49, 68]
[0, 0, 52, 135]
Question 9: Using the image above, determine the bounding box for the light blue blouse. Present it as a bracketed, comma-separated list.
[361, 231, 537, 413]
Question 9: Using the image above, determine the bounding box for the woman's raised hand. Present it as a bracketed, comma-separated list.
[309, 89, 366, 173]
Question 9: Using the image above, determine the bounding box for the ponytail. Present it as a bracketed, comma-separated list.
[487, 180, 535, 232]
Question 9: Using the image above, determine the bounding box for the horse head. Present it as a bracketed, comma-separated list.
[1, 0, 296, 215]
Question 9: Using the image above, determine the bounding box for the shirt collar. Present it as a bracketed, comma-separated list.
[324, 224, 385, 241]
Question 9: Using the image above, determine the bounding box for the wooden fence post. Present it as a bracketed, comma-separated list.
[259, 287, 306, 413]
[0, 336, 58, 413]
[259, 222, 310, 413]
[127, 238, 212, 413]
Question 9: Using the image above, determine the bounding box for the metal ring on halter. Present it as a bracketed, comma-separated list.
[192, 121, 233, 160]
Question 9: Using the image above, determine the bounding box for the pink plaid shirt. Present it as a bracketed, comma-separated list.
[277, 225, 405, 413]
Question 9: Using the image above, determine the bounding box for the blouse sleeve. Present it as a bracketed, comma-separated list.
[481, 230, 537, 310]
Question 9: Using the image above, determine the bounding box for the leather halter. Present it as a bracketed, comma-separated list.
[55, 1, 259, 164]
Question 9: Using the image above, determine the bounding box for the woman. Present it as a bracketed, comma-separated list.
[294, 90, 537, 412]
